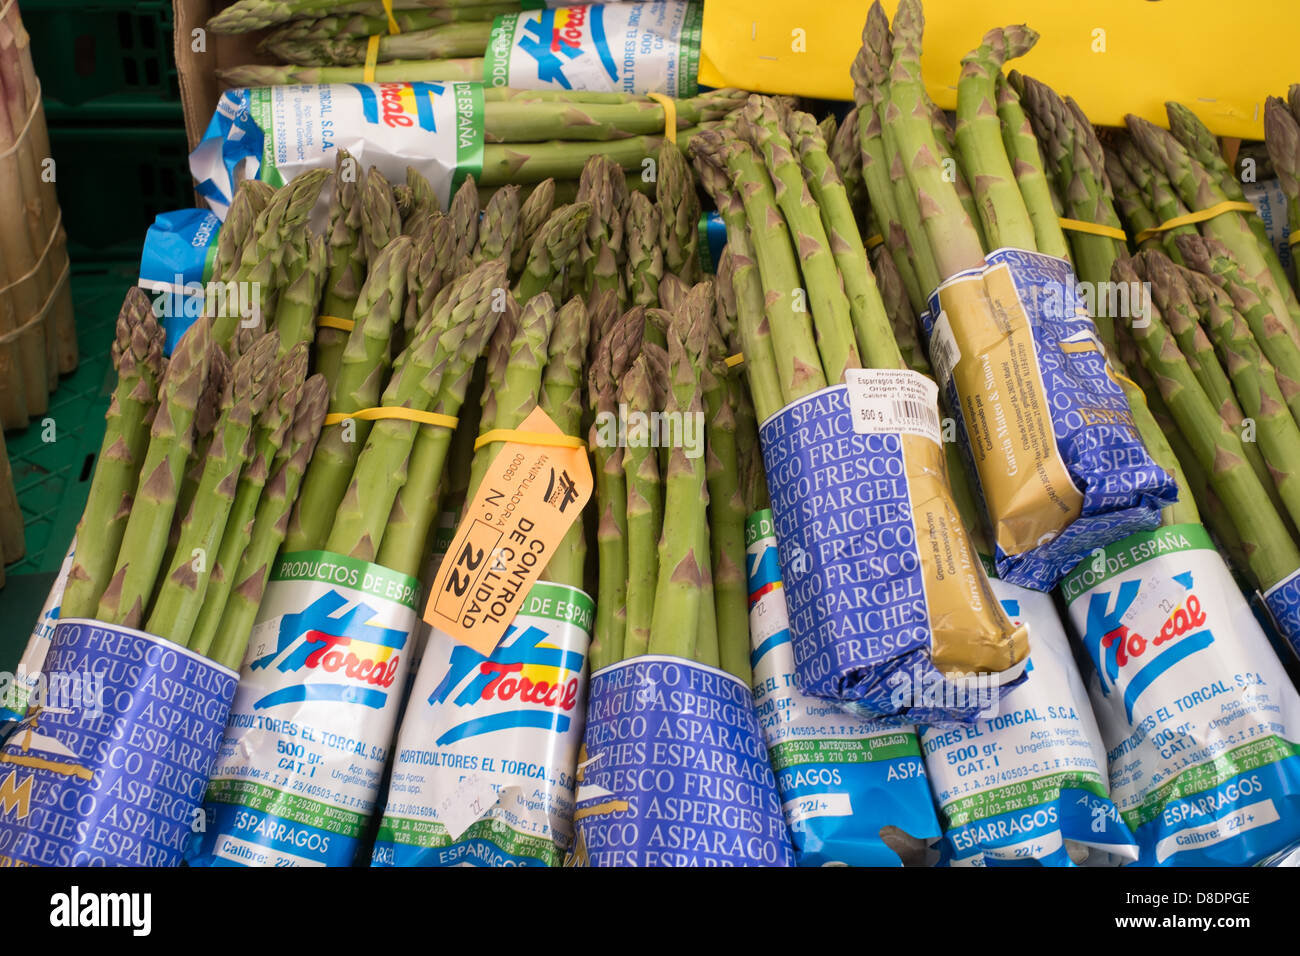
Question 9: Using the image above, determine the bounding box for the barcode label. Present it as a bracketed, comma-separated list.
[928, 310, 960, 389]
[845, 369, 942, 445]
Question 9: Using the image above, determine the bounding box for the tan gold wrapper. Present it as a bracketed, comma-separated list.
[901, 431, 1029, 675]
[931, 267, 1083, 558]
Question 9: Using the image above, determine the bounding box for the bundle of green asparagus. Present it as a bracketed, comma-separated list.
[1116, 105, 1300, 331]
[846, 0, 1178, 593]
[583, 280, 755, 685]
[209, 0, 525, 34]
[688, 86, 1026, 713]
[55, 286, 329, 670]
[1111, 254, 1300, 601]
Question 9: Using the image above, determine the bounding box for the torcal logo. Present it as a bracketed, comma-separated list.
[428, 622, 582, 745]
[251, 591, 405, 710]
[1083, 572, 1212, 721]
[516, 6, 616, 89]
[350, 81, 445, 131]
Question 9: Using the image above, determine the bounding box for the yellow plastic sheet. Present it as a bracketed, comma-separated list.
[699, 0, 1294, 139]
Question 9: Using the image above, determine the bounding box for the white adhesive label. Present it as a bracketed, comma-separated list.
[484, 2, 702, 96]
[845, 368, 942, 444]
[373, 581, 592, 867]
[926, 309, 960, 390]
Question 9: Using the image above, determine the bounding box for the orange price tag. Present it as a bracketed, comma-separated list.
[424, 406, 593, 655]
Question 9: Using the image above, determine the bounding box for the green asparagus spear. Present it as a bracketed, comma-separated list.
[740, 95, 861, 384]
[784, 105, 903, 371]
[148, 333, 279, 641]
[1116, 256, 1300, 590]
[954, 25, 1039, 252]
[315, 150, 365, 385]
[189, 344, 308, 655]
[262, 20, 493, 66]
[61, 290, 166, 620]
[329, 260, 508, 564]
[209, 374, 331, 671]
[96, 320, 216, 628]
[539, 296, 591, 587]
[284, 235, 413, 552]
[647, 327, 708, 662]
[690, 141, 784, 422]
[513, 202, 592, 303]
[512, 178, 557, 279]
[994, 72, 1070, 260]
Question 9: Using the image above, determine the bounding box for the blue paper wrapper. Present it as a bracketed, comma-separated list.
[923, 249, 1176, 590]
[746, 511, 941, 866]
[758, 378, 1028, 723]
[572, 656, 794, 866]
[0, 620, 236, 867]
[138, 208, 221, 355]
[1264, 569, 1300, 661]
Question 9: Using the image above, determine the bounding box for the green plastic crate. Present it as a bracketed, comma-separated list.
[22, 0, 182, 120]
[47, 125, 194, 261]
[0, 264, 135, 671]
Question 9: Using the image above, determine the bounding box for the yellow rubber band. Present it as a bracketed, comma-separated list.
[646, 92, 677, 145]
[324, 407, 459, 428]
[864, 234, 885, 250]
[724, 352, 745, 368]
[1289, 232, 1300, 248]
[381, 0, 400, 34]
[317, 314, 355, 332]
[364, 34, 381, 83]
[474, 428, 587, 451]
[1058, 217, 1128, 242]
[1134, 200, 1256, 244]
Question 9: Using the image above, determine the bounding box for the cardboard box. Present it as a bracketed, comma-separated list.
[174, 1, 275, 151]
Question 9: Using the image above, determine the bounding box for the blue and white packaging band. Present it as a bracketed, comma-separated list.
[571, 655, 794, 866]
[1263, 569, 1300, 661]
[1242, 179, 1294, 278]
[1061, 524, 1300, 866]
[187, 551, 419, 868]
[137, 209, 221, 355]
[758, 372, 1028, 723]
[1, 540, 76, 726]
[373, 581, 591, 867]
[191, 82, 485, 220]
[922, 571, 1138, 867]
[922, 248, 1176, 590]
[697, 210, 725, 274]
[746, 510, 940, 866]
[484, 2, 702, 96]
[0, 619, 237, 867]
